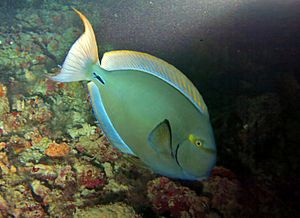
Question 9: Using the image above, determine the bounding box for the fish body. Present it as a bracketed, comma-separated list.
[52, 9, 216, 180]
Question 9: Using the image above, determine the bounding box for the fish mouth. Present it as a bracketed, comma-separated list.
[174, 145, 203, 180]
[201, 146, 217, 155]
[174, 142, 213, 180]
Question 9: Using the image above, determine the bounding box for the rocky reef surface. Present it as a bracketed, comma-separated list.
[0, 0, 299, 217]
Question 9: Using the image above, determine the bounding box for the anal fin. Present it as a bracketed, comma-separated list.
[88, 82, 135, 155]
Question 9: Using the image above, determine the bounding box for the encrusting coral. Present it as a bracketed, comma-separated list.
[147, 177, 209, 217]
[45, 142, 71, 157]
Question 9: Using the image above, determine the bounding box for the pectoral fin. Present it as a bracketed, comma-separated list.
[148, 119, 173, 157]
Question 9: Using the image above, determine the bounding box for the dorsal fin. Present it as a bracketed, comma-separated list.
[100, 50, 208, 114]
[52, 8, 99, 82]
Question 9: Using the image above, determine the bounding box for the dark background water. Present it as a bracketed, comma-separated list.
[1, 1, 299, 99]
[1, 0, 299, 216]
[92, 0, 300, 100]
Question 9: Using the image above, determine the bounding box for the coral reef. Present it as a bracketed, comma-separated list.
[0, 84, 9, 117]
[147, 177, 209, 217]
[202, 167, 243, 217]
[45, 142, 71, 157]
[73, 202, 139, 218]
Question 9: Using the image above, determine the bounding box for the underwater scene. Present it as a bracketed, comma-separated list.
[0, 0, 299, 217]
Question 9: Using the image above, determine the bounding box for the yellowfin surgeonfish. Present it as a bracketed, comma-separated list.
[52, 9, 216, 180]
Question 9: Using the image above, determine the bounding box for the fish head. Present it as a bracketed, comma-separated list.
[175, 126, 216, 180]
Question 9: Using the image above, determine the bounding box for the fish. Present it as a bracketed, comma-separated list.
[52, 8, 216, 181]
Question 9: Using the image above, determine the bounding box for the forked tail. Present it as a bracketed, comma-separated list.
[51, 8, 99, 82]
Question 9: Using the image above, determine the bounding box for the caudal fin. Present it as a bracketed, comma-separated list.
[51, 8, 99, 82]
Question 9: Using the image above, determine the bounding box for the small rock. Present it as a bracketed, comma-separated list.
[45, 142, 71, 157]
[103, 162, 114, 178]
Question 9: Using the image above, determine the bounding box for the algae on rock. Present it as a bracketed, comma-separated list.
[74, 202, 139, 218]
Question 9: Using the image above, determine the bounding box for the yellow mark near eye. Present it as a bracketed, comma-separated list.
[188, 134, 216, 154]
[189, 134, 200, 145]
[188, 134, 195, 144]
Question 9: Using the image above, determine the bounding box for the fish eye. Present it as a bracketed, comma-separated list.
[195, 140, 203, 148]
[188, 134, 205, 149]
[189, 134, 215, 154]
